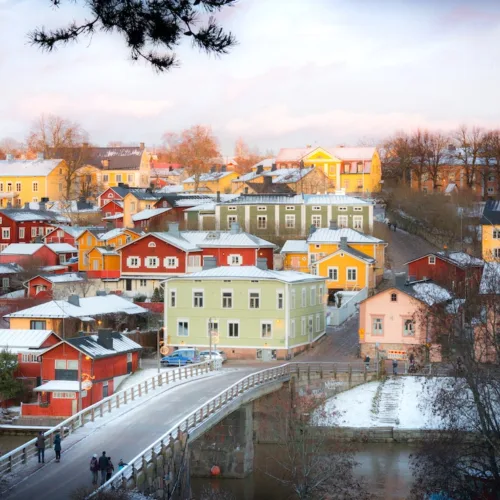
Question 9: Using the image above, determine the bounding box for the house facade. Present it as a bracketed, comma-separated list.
[481, 200, 500, 262]
[20, 330, 141, 418]
[164, 264, 326, 360]
[122, 189, 163, 228]
[0, 243, 74, 267]
[182, 168, 238, 193]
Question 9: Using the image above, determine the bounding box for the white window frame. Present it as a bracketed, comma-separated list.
[67, 360, 78, 370]
[257, 206, 267, 211]
[310, 287, 316, 306]
[316, 314, 321, 332]
[32, 182, 39, 192]
[285, 214, 295, 228]
[148, 242, 156, 248]
[103, 174, 109, 183]
[346, 267, 357, 281]
[285, 206, 295, 211]
[222, 290, 233, 308]
[169, 289, 176, 307]
[249, 290, 260, 309]
[116, 174, 122, 183]
[257, 216, 267, 229]
[492, 229, 500, 239]
[21, 353, 40, 363]
[164, 257, 178, 268]
[428, 256, 436, 265]
[227, 215, 238, 225]
[227, 320, 239, 338]
[228, 206, 237, 211]
[2, 277, 9, 289]
[338, 206, 347, 211]
[228, 254, 242, 266]
[353, 207, 363, 212]
[127, 256, 140, 268]
[2, 228, 10, 239]
[139, 279, 147, 287]
[494, 248, 500, 258]
[193, 289, 204, 308]
[31, 227, 37, 237]
[328, 267, 338, 280]
[53, 392, 76, 399]
[291, 289, 296, 309]
[290, 319, 296, 338]
[177, 319, 189, 337]
[187, 255, 201, 268]
[403, 319, 415, 336]
[277, 290, 284, 310]
[311, 215, 321, 228]
[15, 182, 21, 192]
[301, 317, 306, 335]
[260, 321, 272, 339]
[338, 215, 348, 228]
[372, 317, 383, 335]
[312, 206, 321, 211]
[318, 285, 323, 304]
[301, 288, 307, 307]
[353, 215, 363, 230]
[207, 318, 219, 337]
[391, 293, 398, 302]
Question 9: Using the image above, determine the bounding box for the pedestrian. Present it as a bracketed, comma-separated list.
[118, 459, 127, 471]
[457, 356, 463, 371]
[409, 353, 415, 365]
[36, 431, 45, 463]
[364, 355, 370, 369]
[90, 454, 99, 485]
[106, 456, 115, 481]
[98, 451, 109, 485]
[54, 432, 61, 462]
[393, 222, 397, 232]
[392, 359, 398, 375]
[388, 222, 392, 230]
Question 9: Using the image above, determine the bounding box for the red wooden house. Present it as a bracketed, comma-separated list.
[131, 207, 171, 230]
[406, 251, 484, 297]
[25, 273, 88, 299]
[119, 222, 276, 281]
[97, 185, 133, 208]
[44, 226, 91, 246]
[0, 243, 77, 267]
[101, 200, 124, 228]
[0, 208, 67, 250]
[21, 329, 141, 418]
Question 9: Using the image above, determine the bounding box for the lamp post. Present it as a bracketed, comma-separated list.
[157, 327, 161, 374]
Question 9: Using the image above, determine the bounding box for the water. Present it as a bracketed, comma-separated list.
[191, 443, 415, 499]
[0, 435, 32, 455]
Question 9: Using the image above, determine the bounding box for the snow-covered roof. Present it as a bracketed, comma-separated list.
[307, 228, 384, 244]
[92, 247, 119, 256]
[480, 262, 500, 294]
[236, 171, 261, 182]
[277, 146, 376, 162]
[40, 265, 68, 272]
[46, 243, 77, 253]
[34, 380, 80, 393]
[441, 252, 484, 267]
[44, 225, 89, 239]
[0, 158, 63, 177]
[131, 207, 171, 222]
[0, 263, 23, 274]
[165, 266, 324, 283]
[67, 332, 142, 359]
[411, 282, 452, 306]
[147, 232, 201, 252]
[0, 329, 56, 349]
[183, 202, 215, 212]
[218, 194, 371, 206]
[1, 243, 45, 255]
[304, 194, 372, 205]
[156, 185, 185, 193]
[180, 230, 276, 249]
[184, 171, 235, 183]
[5, 294, 148, 319]
[263, 167, 315, 184]
[0, 289, 25, 299]
[0, 208, 68, 223]
[281, 240, 308, 253]
[38, 273, 85, 284]
[102, 213, 124, 220]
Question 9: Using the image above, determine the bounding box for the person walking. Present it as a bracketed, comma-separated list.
[393, 222, 398, 232]
[98, 451, 109, 485]
[118, 459, 127, 471]
[364, 355, 370, 370]
[106, 457, 115, 481]
[54, 432, 62, 462]
[392, 359, 398, 375]
[36, 431, 45, 463]
[90, 454, 99, 485]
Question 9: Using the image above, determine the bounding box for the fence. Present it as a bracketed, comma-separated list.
[0, 361, 214, 477]
[327, 288, 367, 326]
[95, 361, 371, 496]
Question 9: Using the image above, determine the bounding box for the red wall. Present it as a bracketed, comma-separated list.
[200, 246, 274, 268]
[26, 276, 53, 299]
[0, 246, 59, 266]
[99, 188, 124, 207]
[15, 332, 60, 378]
[101, 200, 124, 216]
[45, 231, 77, 246]
[0, 214, 56, 245]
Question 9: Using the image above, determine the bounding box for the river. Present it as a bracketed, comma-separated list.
[191, 443, 415, 499]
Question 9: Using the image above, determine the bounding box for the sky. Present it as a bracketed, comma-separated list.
[0, 0, 500, 155]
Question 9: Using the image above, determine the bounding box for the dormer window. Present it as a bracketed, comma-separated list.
[391, 293, 397, 302]
[428, 256, 436, 265]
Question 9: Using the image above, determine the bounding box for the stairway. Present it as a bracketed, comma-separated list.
[372, 376, 404, 426]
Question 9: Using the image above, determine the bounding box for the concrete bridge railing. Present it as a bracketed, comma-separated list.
[0, 361, 215, 477]
[94, 361, 374, 499]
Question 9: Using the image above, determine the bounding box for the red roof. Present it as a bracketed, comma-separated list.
[151, 162, 182, 170]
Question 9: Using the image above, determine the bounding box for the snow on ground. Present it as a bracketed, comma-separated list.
[315, 377, 447, 429]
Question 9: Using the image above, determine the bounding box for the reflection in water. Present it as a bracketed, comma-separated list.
[191, 443, 415, 500]
[0, 435, 33, 455]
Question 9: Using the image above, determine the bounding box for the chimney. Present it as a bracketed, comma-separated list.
[256, 165, 264, 174]
[24, 202, 30, 210]
[96, 290, 107, 296]
[97, 328, 114, 350]
[203, 256, 217, 270]
[169, 166, 173, 172]
[83, 142, 89, 148]
[68, 294, 80, 307]
[263, 176, 272, 191]
[230, 222, 240, 234]
[140, 142, 145, 150]
[329, 220, 338, 230]
[168, 222, 180, 237]
[395, 272, 408, 288]
[339, 236, 348, 250]
[118, 182, 124, 187]
[6, 153, 14, 161]
[271, 163, 277, 171]
[210, 165, 217, 173]
[256, 257, 268, 270]
[221, 165, 227, 172]
[216, 191, 221, 203]
[37, 152, 44, 161]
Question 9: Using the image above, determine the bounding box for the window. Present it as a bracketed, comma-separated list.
[301, 288, 307, 307]
[140, 279, 147, 287]
[311, 215, 321, 228]
[277, 290, 284, 309]
[30, 320, 46, 330]
[116, 174, 122, 182]
[301, 317, 306, 335]
[228, 206, 237, 211]
[318, 285, 323, 304]
[229, 254, 242, 266]
[127, 256, 140, 268]
[169, 290, 176, 307]
[32, 197, 38, 202]
[338, 206, 347, 211]
[372, 317, 383, 335]
[353, 216, 363, 230]
[257, 216, 267, 229]
[15, 182, 21, 192]
[493, 230, 500, 239]
[286, 206, 295, 211]
[227, 215, 237, 225]
[228, 321, 239, 338]
[1, 228, 10, 239]
[208, 319, 219, 336]
[103, 174, 109, 183]
[494, 248, 500, 258]
[428, 256, 436, 265]
[312, 206, 321, 211]
[403, 319, 415, 336]
[145, 204, 151, 209]
[354, 207, 363, 212]
[22, 353, 40, 363]
[391, 293, 397, 302]
[316, 314, 321, 332]
[257, 206, 266, 211]
[290, 319, 296, 338]
[285, 214, 295, 228]
[38, 227, 44, 236]
[347, 267, 357, 281]
[261, 321, 272, 338]
[128, 174, 134, 183]
[6, 182, 12, 192]
[328, 267, 338, 280]
[310, 287, 316, 306]
[177, 320, 189, 336]
[2, 277, 9, 289]
[164, 257, 178, 268]
[488, 187, 495, 194]
[308, 316, 313, 336]
[222, 291, 233, 308]
[188, 255, 201, 268]
[53, 392, 76, 399]
[193, 290, 204, 308]
[249, 291, 260, 309]
[0, 183, 3, 191]
[130, 202, 136, 211]
[338, 215, 348, 228]
[32, 182, 38, 192]
[148, 242, 156, 248]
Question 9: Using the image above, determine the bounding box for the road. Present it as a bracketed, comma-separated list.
[2, 368, 257, 500]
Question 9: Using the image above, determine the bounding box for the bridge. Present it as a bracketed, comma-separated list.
[0, 361, 375, 500]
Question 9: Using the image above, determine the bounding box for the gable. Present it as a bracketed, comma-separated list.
[314, 248, 372, 267]
[304, 147, 340, 162]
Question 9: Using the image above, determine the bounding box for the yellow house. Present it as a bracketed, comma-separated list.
[183, 169, 238, 194]
[276, 146, 382, 194]
[122, 190, 162, 228]
[86, 247, 120, 275]
[76, 227, 141, 271]
[281, 228, 386, 293]
[480, 200, 500, 262]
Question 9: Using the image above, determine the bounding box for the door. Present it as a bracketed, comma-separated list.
[102, 382, 109, 398]
[126, 279, 132, 291]
[261, 349, 273, 362]
[127, 353, 132, 373]
[71, 398, 77, 415]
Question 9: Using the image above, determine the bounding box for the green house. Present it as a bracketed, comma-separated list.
[163, 261, 327, 361]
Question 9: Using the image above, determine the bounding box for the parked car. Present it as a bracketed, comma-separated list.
[199, 350, 227, 363]
[160, 348, 201, 366]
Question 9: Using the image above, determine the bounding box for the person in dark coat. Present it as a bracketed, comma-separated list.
[392, 359, 398, 375]
[98, 451, 109, 485]
[106, 457, 115, 481]
[393, 222, 398, 232]
[364, 355, 370, 369]
[54, 433, 62, 462]
[90, 454, 99, 485]
[36, 431, 45, 463]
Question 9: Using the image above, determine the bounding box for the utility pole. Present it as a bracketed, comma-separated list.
[78, 350, 82, 416]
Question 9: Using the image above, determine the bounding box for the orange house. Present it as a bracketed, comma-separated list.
[86, 247, 120, 278]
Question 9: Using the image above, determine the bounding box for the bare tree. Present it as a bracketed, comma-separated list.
[453, 125, 485, 190]
[380, 131, 414, 185]
[162, 125, 220, 193]
[410, 129, 431, 191]
[233, 137, 266, 173]
[426, 131, 450, 191]
[482, 130, 500, 200]
[0, 137, 26, 159]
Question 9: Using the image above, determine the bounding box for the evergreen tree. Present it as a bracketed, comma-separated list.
[0, 350, 23, 403]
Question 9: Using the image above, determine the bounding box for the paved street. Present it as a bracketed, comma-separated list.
[1, 368, 257, 500]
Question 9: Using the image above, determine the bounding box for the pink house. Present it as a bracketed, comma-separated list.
[358, 275, 451, 362]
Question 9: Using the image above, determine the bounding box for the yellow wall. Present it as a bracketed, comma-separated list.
[282, 252, 309, 273]
[122, 194, 158, 228]
[9, 317, 60, 331]
[482, 225, 500, 262]
[183, 172, 239, 194]
[315, 252, 372, 290]
[77, 231, 102, 271]
[107, 229, 140, 248]
[87, 249, 120, 271]
[96, 151, 152, 189]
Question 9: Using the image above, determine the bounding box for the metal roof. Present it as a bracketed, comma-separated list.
[481, 200, 500, 225]
[0, 329, 57, 349]
[280, 240, 308, 253]
[34, 380, 81, 392]
[67, 332, 142, 359]
[0, 158, 63, 177]
[131, 207, 171, 222]
[307, 228, 384, 244]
